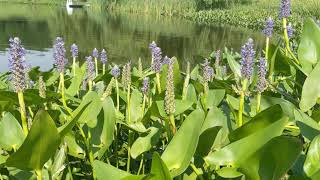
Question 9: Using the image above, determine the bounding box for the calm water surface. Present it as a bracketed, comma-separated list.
[0, 3, 265, 72]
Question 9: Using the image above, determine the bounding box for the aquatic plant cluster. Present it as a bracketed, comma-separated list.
[2, 0, 320, 179]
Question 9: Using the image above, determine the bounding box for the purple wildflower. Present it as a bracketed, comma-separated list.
[71, 43, 78, 58]
[287, 23, 294, 39]
[149, 41, 157, 51]
[150, 42, 163, 73]
[92, 48, 99, 59]
[165, 59, 175, 115]
[111, 65, 120, 78]
[101, 49, 107, 64]
[141, 77, 150, 95]
[53, 37, 67, 73]
[256, 58, 267, 93]
[8, 37, 27, 92]
[263, 17, 274, 38]
[240, 38, 255, 80]
[203, 59, 214, 82]
[86, 56, 95, 81]
[279, 0, 291, 19]
[162, 56, 171, 65]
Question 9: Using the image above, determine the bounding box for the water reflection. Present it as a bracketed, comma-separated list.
[0, 3, 265, 72]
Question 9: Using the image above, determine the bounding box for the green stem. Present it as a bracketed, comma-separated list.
[282, 18, 300, 65]
[89, 80, 93, 91]
[265, 37, 269, 61]
[18, 91, 28, 136]
[137, 155, 144, 175]
[156, 73, 161, 94]
[238, 79, 247, 128]
[73, 57, 76, 77]
[256, 92, 261, 113]
[190, 164, 204, 180]
[95, 57, 98, 76]
[142, 94, 146, 117]
[103, 64, 106, 75]
[169, 114, 176, 135]
[59, 73, 71, 114]
[182, 73, 190, 100]
[127, 85, 132, 172]
[36, 169, 42, 180]
[116, 79, 120, 111]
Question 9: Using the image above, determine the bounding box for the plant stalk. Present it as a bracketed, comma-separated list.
[238, 79, 248, 127]
[95, 57, 98, 76]
[73, 57, 76, 77]
[256, 92, 262, 113]
[18, 91, 28, 135]
[282, 18, 300, 64]
[116, 79, 120, 111]
[156, 73, 161, 94]
[169, 114, 176, 135]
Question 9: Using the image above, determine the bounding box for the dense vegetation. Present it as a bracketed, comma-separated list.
[1, 0, 320, 180]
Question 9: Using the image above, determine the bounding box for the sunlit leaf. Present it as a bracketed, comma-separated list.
[6, 110, 61, 171]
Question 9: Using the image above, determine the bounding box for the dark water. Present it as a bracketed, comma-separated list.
[0, 3, 265, 72]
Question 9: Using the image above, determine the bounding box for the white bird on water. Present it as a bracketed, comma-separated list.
[66, 0, 73, 15]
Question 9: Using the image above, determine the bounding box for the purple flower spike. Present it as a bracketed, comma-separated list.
[263, 17, 274, 38]
[215, 50, 221, 68]
[256, 57, 267, 93]
[151, 47, 162, 73]
[149, 41, 157, 51]
[71, 43, 78, 58]
[101, 49, 107, 64]
[86, 56, 95, 81]
[92, 48, 99, 59]
[53, 37, 67, 73]
[279, 0, 291, 19]
[111, 65, 120, 78]
[287, 23, 294, 39]
[240, 38, 255, 80]
[8, 37, 27, 92]
[162, 56, 171, 65]
[165, 59, 175, 115]
[141, 77, 150, 95]
[203, 59, 214, 82]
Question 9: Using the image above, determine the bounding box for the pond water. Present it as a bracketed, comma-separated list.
[0, 3, 265, 72]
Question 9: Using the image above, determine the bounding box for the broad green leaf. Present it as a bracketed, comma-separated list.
[229, 105, 283, 142]
[186, 84, 197, 103]
[200, 106, 226, 133]
[304, 135, 320, 177]
[160, 57, 182, 93]
[131, 127, 161, 159]
[216, 167, 243, 178]
[156, 99, 194, 118]
[127, 89, 143, 123]
[6, 110, 61, 171]
[300, 62, 320, 112]
[95, 97, 116, 159]
[150, 152, 172, 180]
[240, 136, 302, 180]
[51, 146, 66, 179]
[93, 160, 145, 180]
[206, 89, 225, 108]
[58, 102, 91, 137]
[77, 91, 103, 127]
[0, 112, 24, 151]
[298, 18, 320, 66]
[205, 117, 288, 166]
[294, 109, 320, 141]
[66, 64, 85, 96]
[64, 133, 85, 159]
[226, 52, 241, 78]
[161, 109, 205, 177]
[196, 126, 221, 157]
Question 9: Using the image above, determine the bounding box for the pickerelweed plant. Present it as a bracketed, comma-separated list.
[3, 0, 320, 179]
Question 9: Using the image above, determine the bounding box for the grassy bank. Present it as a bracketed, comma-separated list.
[106, 0, 320, 34]
[0, 0, 64, 5]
